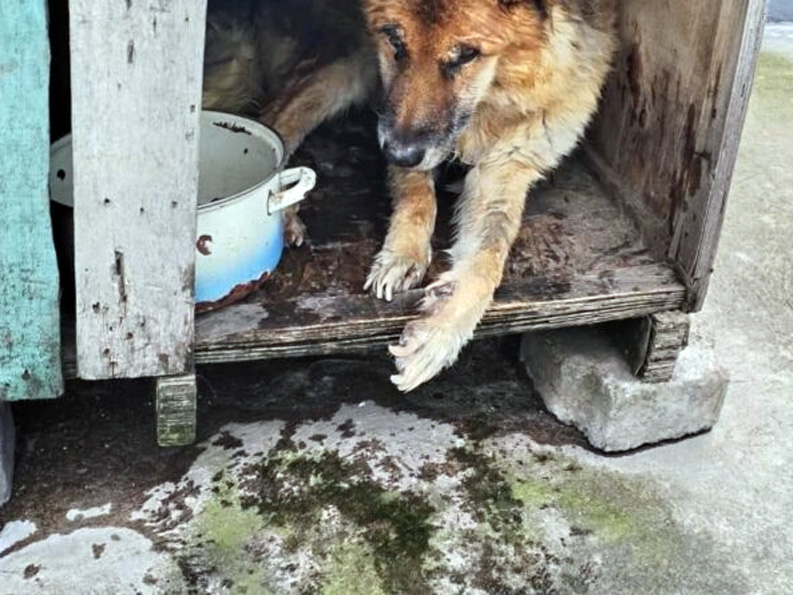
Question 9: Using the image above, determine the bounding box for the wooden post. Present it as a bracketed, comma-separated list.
[0, 0, 64, 402]
[69, 0, 207, 379]
[156, 375, 197, 447]
[612, 312, 691, 384]
[588, 0, 768, 312]
[669, 0, 768, 310]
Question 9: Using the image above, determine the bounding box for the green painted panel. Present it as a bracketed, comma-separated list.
[0, 1, 63, 401]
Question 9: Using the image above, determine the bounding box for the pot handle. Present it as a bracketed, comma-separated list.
[267, 167, 317, 214]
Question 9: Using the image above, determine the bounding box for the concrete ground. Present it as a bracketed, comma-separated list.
[770, 0, 793, 22]
[1, 25, 792, 595]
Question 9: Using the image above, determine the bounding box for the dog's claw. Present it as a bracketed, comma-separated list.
[388, 316, 467, 392]
[365, 248, 430, 301]
[388, 342, 414, 359]
[388, 272, 483, 392]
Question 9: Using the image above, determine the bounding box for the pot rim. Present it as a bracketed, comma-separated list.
[49, 110, 289, 216]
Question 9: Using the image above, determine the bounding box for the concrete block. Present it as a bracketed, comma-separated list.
[1, 401, 15, 506]
[521, 327, 729, 452]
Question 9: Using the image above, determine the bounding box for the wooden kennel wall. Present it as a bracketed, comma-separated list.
[0, 0, 767, 436]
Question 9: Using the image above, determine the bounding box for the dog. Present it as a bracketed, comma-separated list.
[203, 0, 618, 392]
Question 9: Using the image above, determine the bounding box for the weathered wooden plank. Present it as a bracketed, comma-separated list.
[668, 0, 768, 310]
[70, 0, 207, 379]
[60, 262, 684, 375]
[589, 0, 768, 311]
[0, 0, 64, 401]
[192, 263, 685, 364]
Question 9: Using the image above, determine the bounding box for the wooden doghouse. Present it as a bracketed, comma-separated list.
[0, 1, 768, 445]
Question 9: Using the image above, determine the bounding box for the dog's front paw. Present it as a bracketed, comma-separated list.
[284, 208, 307, 247]
[388, 313, 469, 392]
[387, 270, 490, 392]
[364, 247, 431, 302]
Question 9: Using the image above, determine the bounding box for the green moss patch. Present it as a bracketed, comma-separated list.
[176, 425, 746, 594]
[459, 444, 746, 593]
[322, 540, 385, 595]
[243, 449, 435, 593]
[193, 479, 268, 594]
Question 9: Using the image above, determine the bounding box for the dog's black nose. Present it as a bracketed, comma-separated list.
[383, 141, 426, 169]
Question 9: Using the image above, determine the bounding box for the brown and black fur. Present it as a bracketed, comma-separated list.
[203, 0, 377, 244]
[204, 0, 378, 150]
[203, 0, 618, 391]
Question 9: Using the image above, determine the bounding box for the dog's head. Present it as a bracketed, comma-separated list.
[364, 0, 548, 170]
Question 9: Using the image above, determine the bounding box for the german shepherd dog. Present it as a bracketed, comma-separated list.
[203, 0, 617, 391]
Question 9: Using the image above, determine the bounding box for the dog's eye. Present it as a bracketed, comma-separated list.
[380, 25, 407, 61]
[460, 46, 482, 63]
[443, 46, 481, 75]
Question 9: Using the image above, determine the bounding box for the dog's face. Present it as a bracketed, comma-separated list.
[364, 0, 547, 170]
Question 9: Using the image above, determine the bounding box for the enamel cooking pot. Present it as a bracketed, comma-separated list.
[49, 111, 316, 312]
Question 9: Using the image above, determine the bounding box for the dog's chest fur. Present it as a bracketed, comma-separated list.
[456, 1, 617, 167]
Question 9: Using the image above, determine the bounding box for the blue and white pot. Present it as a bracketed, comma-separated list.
[191, 111, 316, 310]
[49, 111, 316, 312]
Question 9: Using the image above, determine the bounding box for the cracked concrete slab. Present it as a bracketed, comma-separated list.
[769, 0, 793, 21]
[2, 413, 750, 594]
[0, 527, 185, 594]
[0, 520, 36, 553]
[138, 417, 752, 594]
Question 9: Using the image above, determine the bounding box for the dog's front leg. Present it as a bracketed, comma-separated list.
[261, 50, 376, 248]
[365, 167, 437, 301]
[261, 49, 376, 156]
[389, 158, 543, 392]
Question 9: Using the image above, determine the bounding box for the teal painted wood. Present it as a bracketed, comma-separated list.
[0, 1, 64, 401]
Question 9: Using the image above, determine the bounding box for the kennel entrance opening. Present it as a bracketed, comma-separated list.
[61, 106, 687, 373]
[62, 134, 685, 375]
[2, 1, 767, 446]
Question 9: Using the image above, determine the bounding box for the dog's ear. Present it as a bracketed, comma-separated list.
[498, 0, 548, 20]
